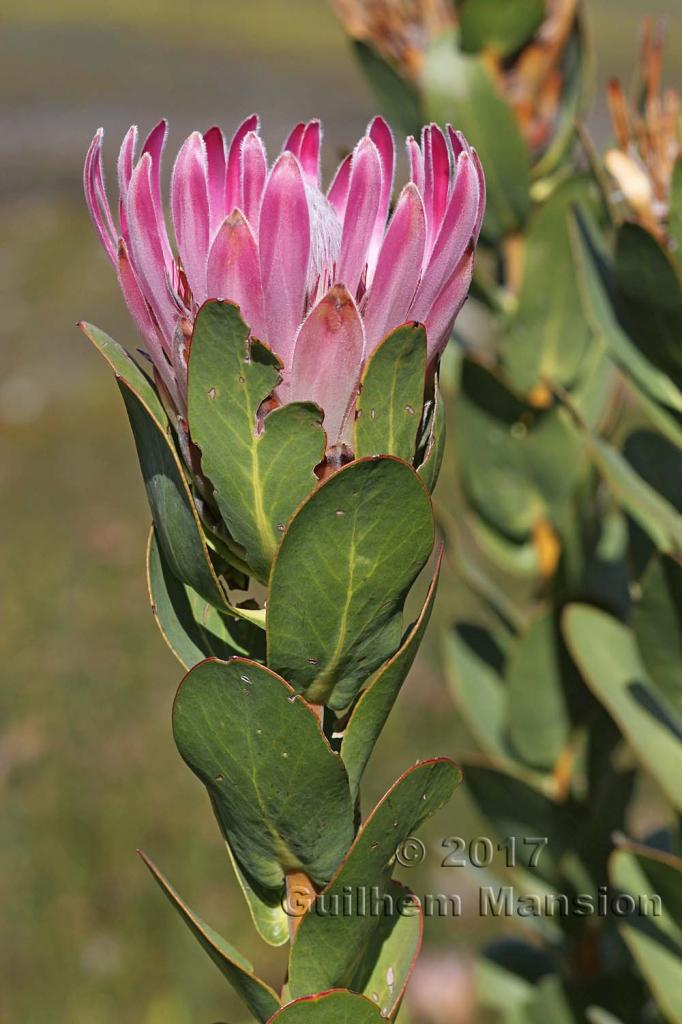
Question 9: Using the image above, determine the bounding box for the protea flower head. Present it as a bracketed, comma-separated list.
[85, 115, 484, 448]
[604, 20, 680, 244]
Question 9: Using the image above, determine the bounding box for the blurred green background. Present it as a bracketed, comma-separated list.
[0, 3, 679, 1022]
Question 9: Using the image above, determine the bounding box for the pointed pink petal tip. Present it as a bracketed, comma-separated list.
[287, 283, 365, 447]
[258, 150, 310, 365]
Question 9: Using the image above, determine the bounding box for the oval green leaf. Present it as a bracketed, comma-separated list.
[570, 211, 682, 422]
[614, 222, 682, 390]
[443, 623, 509, 762]
[269, 990, 384, 1023]
[632, 555, 682, 717]
[506, 610, 571, 771]
[590, 437, 682, 558]
[341, 548, 442, 800]
[267, 457, 434, 711]
[187, 301, 325, 583]
[563, 603, 682, 811]
[173, 658, 354, 891]
[355, 323, 426, 462]
[504, 177, 599, 392]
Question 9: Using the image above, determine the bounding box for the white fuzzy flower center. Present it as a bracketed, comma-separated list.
[305, 184, 342, 304]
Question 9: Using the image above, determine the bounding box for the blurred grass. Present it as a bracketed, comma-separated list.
[0, 2, 679, 1023]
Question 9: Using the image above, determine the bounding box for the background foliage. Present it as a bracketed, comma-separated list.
[0, 2, 679, 1023]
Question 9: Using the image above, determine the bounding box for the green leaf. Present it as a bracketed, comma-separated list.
[172, 658, 354, 891]
[589, 437, 682, 558]
[477, 956, 534, 1022]
[609, 843, 682, 1024]
[268, 991, 384, 1023]
[580, 505, 631, 622]
[422, 29, 531, 240]
[458, 0, 545, 58]
[79, 320, 168, 426]
[459, 514, 544, 587]
[351, 881, 422, 1019]
[139, 851, 281, 1023]
[533, 16, 590, 179]
[563, 604, 682, 812]
[416, 376, 446, 493]
[506, 610, 571, 771]
[147, 528, 265, 669]
[288, 759, 461, 998]
[527, 977, 575, 1024]
[464, 763, 574, 885]
[614, 222, 682, 389]
[443, 623, 509, 761]
[570, 211, 682, 426]
[341, 549, 442, 801]
[187, 301, 325, 583]
[224, 840, 289, 948]
[505, 177, 599, 392]
[267, 457, 434, 711]
[355, 323, 426, 462]
[454, 359, 585, 538]
[117, 377, 229, 609]
[353, 41, 421, 136]
[624, 429, 682, 515]
[633, 556, 682, 716]
[85, 322, 265, 618]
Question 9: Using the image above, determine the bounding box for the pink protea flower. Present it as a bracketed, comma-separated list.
[85, 115, 484, 447]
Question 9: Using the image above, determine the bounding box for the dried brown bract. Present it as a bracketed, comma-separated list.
[604, 19, 681, 241]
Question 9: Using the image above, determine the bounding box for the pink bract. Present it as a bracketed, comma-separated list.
[85, 116, 485, 447]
